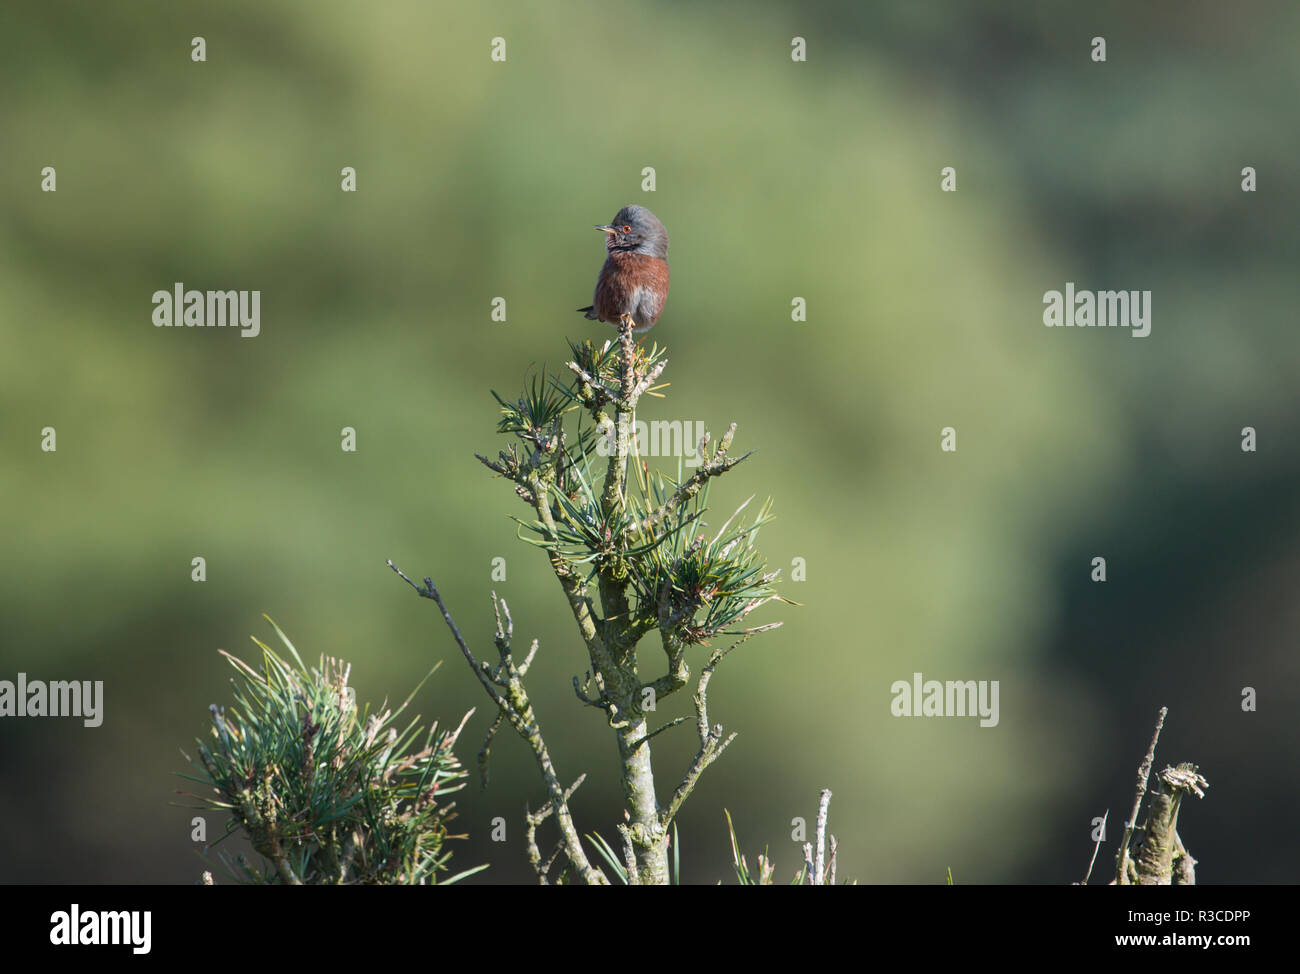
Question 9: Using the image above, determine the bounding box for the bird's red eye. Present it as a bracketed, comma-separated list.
[622, 225, 631, 232]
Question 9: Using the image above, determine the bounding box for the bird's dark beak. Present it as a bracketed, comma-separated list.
[594, 225, 617, 235]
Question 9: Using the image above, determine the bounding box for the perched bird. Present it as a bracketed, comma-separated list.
[578, 205, 670, 333]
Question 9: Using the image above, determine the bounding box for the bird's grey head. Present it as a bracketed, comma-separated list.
[596, 205, 669, 258]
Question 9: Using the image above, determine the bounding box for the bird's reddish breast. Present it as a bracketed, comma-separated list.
[595, 252, 670, 322]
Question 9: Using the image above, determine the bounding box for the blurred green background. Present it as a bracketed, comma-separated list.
[2, 0, 1297, 884]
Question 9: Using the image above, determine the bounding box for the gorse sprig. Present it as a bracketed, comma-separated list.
[639, 491, 785, 644]
[175, 617, 481, 885]
[492, 372, 573, 450]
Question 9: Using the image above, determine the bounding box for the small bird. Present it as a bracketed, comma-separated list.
[578, 205, 670, 333]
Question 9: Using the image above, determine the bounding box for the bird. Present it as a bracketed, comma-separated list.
[577, 205, 670, 334]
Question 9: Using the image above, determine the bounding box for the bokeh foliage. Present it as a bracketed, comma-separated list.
[1, 1, 1297, 882]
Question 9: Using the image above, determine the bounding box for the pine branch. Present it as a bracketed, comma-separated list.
[393, 319, 786, 884]
[660, 633, 752, 829]
[387, 560, 608, 885]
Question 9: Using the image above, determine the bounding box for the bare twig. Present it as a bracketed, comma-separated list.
[566, 360, 617, 404]
[526, 773, 590, 884]
[814, 788, 832, 886]
[617, 822, 639, 886]
[625, 716, 690, 752]
[519, 638, 539, 675]
[389, 559, 607, 885]
[573, 672, 610, 710]
[476, 711, 504, 790]
[660, 635, 751, 828]
[1081, 809, 1108, 885]
[387, 560, 505, 710]
[1115, 706, 1167, 884]
[629, 358, 668, 401]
